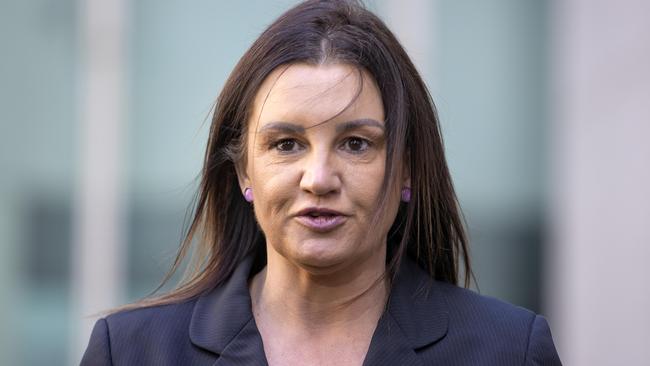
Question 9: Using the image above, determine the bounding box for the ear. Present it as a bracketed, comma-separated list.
[403, 175, 411, 189]
[402, 152, 411, 189]
[234, 158, 252, 195]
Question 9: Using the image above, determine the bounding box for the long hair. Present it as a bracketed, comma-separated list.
[130, 0, 471, 310]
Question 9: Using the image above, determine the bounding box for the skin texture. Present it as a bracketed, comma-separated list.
[238, 63, 408, 366]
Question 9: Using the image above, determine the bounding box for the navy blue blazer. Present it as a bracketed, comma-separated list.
[81, 255, 562, 365]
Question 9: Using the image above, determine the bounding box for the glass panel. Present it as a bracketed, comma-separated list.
[436, 0, 548, 311]
[0, 0, 77, 364]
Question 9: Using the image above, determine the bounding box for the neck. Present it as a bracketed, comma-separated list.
[249, 249, 389, 333]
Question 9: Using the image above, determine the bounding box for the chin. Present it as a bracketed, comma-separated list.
[287, 238, 354, 273]
[298, 242, 347, 265]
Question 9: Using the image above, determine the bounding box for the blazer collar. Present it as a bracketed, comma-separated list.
[189, 255, 266, 365]
[189, 255, 449, 365]
[362, 257, 449, 365]
[386, 256, 449, 349]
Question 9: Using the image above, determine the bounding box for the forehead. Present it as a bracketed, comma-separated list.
[250, 63, 384, 130]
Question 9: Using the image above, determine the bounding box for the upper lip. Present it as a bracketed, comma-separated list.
[294, 207, 347, 217]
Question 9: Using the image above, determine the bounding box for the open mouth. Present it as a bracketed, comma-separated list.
[295, 208, 347, 232]
[308, 211, 335, 217]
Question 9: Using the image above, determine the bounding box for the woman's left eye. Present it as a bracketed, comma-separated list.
[341, 137, 370, 153]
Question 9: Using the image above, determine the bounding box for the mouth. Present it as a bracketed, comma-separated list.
[294, 207, 348, 232]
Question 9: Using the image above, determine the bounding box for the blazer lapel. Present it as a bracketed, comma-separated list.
[363, 311, 424, 366]
[189, 255, 268, 366]
[189, 255, 448, 366]
[364, 257, 449, 365]
[212, 317, 267, 366]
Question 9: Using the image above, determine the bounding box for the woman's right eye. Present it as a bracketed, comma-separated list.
[274, 138, 301, 153]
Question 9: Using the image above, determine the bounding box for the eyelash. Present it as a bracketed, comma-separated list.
[341, 136, 371, 154]
[269, 136, 372, 154]
[272, 138, 304, 153]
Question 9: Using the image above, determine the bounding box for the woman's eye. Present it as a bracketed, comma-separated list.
[274, 139, 301, 153]
[343, 137, 370, 153]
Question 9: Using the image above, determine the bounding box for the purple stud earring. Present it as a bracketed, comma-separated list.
[401, 187, 411, 202]
[244, 187, 254, 202]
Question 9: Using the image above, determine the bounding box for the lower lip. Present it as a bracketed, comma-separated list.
[295, 215, 347, 232]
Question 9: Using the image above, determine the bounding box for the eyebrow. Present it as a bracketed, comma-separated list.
[258, 118, 385, 134]
[258, 122, 305, 134]
[335, 118, 385, 133]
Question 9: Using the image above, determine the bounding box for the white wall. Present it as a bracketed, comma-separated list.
[550, 0, 650, 364]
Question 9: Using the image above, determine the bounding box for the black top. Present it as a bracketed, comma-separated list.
[81, 255, 562, 365]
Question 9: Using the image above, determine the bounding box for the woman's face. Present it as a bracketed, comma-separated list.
[240, 63, 405, 273]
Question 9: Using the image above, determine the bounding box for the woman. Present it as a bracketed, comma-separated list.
[82, 1, 561, 365]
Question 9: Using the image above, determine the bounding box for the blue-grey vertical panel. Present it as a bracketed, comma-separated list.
[0, 0, 77, 365]
[436, 1, 547, 310]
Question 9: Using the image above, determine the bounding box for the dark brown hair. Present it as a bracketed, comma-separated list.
[132, 0, 471, 309]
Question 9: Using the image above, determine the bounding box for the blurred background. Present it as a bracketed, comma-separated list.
[1, 0, 648, 364]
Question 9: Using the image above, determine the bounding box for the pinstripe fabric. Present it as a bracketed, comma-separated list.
[81, 255, 562, 365]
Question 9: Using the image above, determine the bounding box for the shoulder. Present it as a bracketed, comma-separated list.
[390, 258, 561, 364]
[396, 257, 546, 335]
[395, 257, 539, 331]
[436, 281, 536, 328]
[103, 299, 196, 339]
[81, 300, 204, 366]
[432, 282, 562, 365]
[435, 282, 542, 343]
[81, 257, 259, 365]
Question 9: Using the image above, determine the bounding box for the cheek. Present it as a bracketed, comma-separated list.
[343, 161, 387, 214]
[345, 158, 402, 235]
[254, 183, 289, 215]
[347, 151, 386, 191]
[250, 162, 297, 226]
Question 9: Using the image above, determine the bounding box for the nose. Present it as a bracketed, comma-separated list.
[299, 148, 342, 196]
